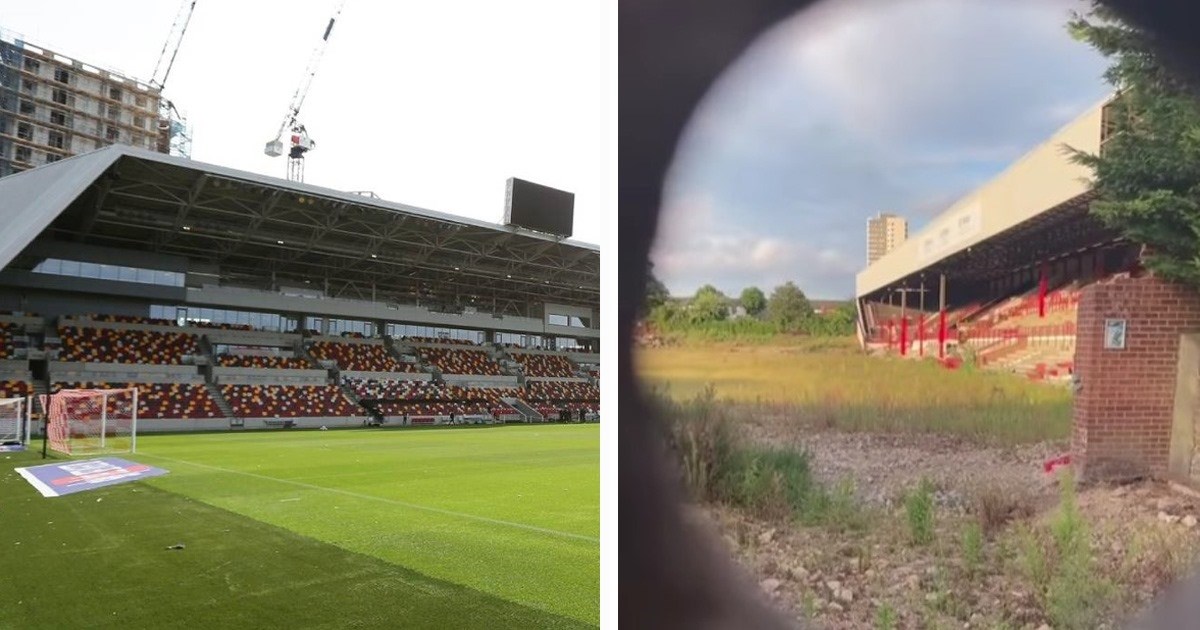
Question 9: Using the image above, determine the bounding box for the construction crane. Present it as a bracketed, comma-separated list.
[149, 0, 197, 91]
[264, 0, 346, 182]
[149, 0, 197, 158]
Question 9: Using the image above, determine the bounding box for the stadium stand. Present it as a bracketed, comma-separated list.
[0, 379, 32, 398]
[221, 384, 358, 418]
[345, 377, 443, 401]
[0, 322, 16, 359]
[52, 381, 223, 419]
[57, 326, 199, 365]
[216, 354, 312, 369]
[524, 381, 601, 415]
[511, 352, 578, 378]
[0, 145, 599, 431]
[308, 341, 417, 373]
[417, 347, 504, 376]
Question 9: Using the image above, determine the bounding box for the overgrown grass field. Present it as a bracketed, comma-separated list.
[1, 424, 599, 629]
[637, 339, 1072, 444]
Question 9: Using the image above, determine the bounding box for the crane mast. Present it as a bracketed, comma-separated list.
[264, 0, 346, 182]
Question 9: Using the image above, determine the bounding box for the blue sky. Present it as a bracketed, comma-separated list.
[650, 0, 1112, 300]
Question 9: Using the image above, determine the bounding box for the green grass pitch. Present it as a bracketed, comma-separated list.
[1, 424, 599, 629]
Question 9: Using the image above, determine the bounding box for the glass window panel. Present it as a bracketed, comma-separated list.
[135, 267, 154, 283]
[60, 259, 81, 276]
[119, 266, 137, 282]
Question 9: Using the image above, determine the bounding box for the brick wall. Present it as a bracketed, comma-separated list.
[1073, 274, 1200, 481]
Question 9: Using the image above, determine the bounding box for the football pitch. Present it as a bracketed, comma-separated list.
[1, 424, 599, 629]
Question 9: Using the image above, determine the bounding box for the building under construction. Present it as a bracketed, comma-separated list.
[0, 27, 190, 178]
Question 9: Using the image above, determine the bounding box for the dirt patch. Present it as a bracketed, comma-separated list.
[699, 428, 1200, 629]
[744, 417, 1065, 510]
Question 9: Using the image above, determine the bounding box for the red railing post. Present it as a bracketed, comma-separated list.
[1038, 262, 1048, 319]
[937, 309, 947, 359]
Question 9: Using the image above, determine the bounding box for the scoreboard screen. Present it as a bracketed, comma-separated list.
[504, 178, 574, 238]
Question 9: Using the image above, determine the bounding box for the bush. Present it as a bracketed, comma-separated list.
[659, 385, 735, 501]
[659, 385, 857, 525]
[962, 521, 983, 577]
[1013, 470, 1116, 630]
[972, 483, 1036, 537]
[874, 603, 897, 630]
[716, 446, 819, 520]
[1044, 470, 1115, 629]
[905, 477, 936, 546]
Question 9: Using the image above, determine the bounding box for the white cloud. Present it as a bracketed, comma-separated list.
[650, 193, 860, 296]
[754, 0, 1097, 142]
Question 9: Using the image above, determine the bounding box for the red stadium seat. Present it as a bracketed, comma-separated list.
[57, 326, 199, 365]
[220, 384, 358, 418]
[53, 381, 222, 419]
[217, 354, 312, 369]
[309, 342, 417, 373]
[417, 348, 503, 376]
[511, 353, 577, 378]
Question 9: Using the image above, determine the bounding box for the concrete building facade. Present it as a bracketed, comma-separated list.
[867, 212, 908, 265]
[0, 28, 177, 178]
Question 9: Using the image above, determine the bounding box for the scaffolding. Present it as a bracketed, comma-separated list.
[0, 26, 189, 177]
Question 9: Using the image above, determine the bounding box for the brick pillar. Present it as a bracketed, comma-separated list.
[1073, 275, 1200, 481]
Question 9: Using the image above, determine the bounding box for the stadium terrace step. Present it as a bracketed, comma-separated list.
[506, 397, 544, 422]
[205, 382, 236, 418]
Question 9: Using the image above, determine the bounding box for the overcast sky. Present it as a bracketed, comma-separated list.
[2, 0, 608, 246]
[651, 0, 1112, 300]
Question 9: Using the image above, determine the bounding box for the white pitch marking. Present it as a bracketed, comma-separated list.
[139, 453, 599, 544]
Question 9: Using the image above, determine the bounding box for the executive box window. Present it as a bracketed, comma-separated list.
[548, 314, 591, 328]
[33, 258, 185, 287]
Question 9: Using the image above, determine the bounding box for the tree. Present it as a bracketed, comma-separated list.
[1066, 3, 1200, 286]
[689, 284, 728, 323]
[766, 282, 813, 331]
[644, 263, 670, 313]
[740, 286, 767, 317]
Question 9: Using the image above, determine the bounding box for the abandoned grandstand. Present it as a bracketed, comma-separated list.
[0, 144, 600, 432]
[854, 93, 1138, 384]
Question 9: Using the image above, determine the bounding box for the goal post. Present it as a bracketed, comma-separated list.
[0, 396, 30, 448]
[42, 388, 139, 456]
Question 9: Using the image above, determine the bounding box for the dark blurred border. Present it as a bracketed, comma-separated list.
[618, 0, 1200, 627]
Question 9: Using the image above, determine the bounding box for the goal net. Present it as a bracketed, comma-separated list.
[42, 388, 139, 456]
[0, 396, 30, 448]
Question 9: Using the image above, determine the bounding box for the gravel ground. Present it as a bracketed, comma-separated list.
[742, 415, 1067, 510]
[692, 423, 1200, 629]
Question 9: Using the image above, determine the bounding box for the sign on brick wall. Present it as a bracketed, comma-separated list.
[1104, 318, 1127, 350]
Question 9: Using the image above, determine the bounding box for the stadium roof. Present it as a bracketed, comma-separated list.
[0, 145, 599, 316]
[855, 94, 1114, 300]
